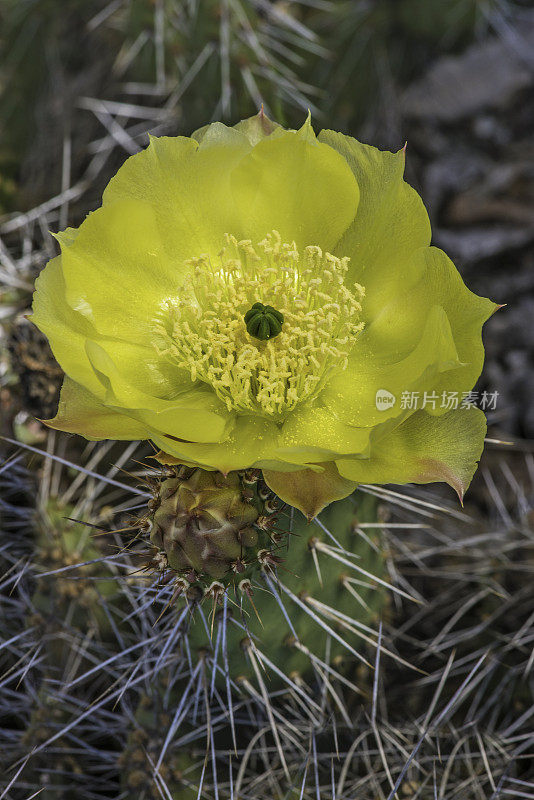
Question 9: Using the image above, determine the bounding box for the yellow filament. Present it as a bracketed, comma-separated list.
[153, 231, 364, 419]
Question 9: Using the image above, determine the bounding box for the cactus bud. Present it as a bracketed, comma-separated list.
[147, 468, 280, 586]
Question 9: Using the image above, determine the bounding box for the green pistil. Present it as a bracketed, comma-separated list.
[244, 302, 284, 341]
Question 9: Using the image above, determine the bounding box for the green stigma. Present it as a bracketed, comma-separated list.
[244, 302, 284, 341]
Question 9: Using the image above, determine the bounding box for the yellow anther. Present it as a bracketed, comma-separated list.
[153, 231, 365, 419]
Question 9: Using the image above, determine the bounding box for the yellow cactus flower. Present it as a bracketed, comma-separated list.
[31, 113, 497, 517]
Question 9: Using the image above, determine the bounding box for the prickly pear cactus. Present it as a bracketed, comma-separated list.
[31, 499, 119, 647]
[140, 466, 387, 685]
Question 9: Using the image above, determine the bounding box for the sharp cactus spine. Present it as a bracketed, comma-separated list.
[2, 438, 534, 797]
[138, 464, 388, 685]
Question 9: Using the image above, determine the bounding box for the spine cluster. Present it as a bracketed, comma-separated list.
[141, 466, 284, 595]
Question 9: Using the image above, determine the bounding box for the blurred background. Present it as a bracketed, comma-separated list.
[1, 2, 534, 798]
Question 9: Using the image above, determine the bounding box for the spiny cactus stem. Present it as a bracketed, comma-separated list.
[254, 513, 277, 532]
[277, 577, 372, 666]
[205, 581, 225, 600]
[263, 497, 281, 515]
[257, 482, 273, 503]
[288, 636, 365, 697]
[153, 578, 190, 625]
[230, 556, 247, 574]
[205, 581, 226, 638]
[313, 538, 417, 603]
[341, 574, 372, 610]
[238, 578, 253, 597]
[256, 548, 283, 569]
[241, 642, 292, 782]
[146, 467, 284, 586]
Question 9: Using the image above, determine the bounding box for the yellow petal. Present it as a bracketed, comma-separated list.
[323, 304, 461, 428]
[322, 245, 495, 427]
[60, 198, 181, 343]
[336, 407, 487, 501]
[102, 133, 251, 256]
[85, 340, 232, 444]
[231, 126, 359, 251]
[30, 255, 103, 397]
[149, 415, 281, 473]
[232, 109, 282, 145]
[263, 462, 357, 520]
[318, 132, 431, 306]
[44, 377, 149, 440]
[276, 404, 372, 464]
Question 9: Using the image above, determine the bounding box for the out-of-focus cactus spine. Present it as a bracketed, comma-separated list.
[19, 498, 121, 795]
[31, 499, 118, 645]
[119, 692, 201, 799]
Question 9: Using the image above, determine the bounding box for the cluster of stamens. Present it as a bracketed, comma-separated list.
[153, 231, 364, 418]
